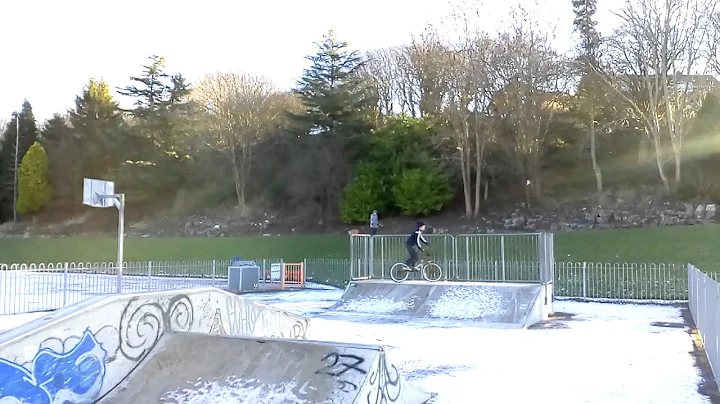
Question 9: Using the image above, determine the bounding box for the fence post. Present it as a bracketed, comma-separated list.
[500, 235, 506, 281]
[212, 260, 216, 281]
[260, 258, 267, 283]
[363, 239, 369, 279]
[465, 237, 470, 280]
[62, 262, 68, 306]
[147, 261, 153, 291]
[380, 239, 385, 279]
[582, 262, 587, 298]
[281, 263, 286, 290]
[350, 236, 355, 280]
[302, 259, 307, 286]
[369, 238, 374, 279]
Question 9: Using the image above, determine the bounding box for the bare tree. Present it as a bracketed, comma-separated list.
[709, 10, 720, 75]
[443, 44, 476, 217]
[362, 48, 399, 116]
[491, 9, 571, 206]
[192, 72, 283, 206]
[403, 26, 452, 118]
[441, 4, 499, 217]
[602, 0, 716, 193]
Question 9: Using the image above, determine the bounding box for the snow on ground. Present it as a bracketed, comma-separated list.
[163, 377, 305, 404]
[425, 285, 503, 319]
[244, 289, 709, 404]
[0, 286, 709, 403]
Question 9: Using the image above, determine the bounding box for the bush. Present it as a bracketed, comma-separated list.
[171, 184, 235, 216]
[676, 182, 701, 200]
[17, 141, 51, 214]
[340, 162, 391, 224]
[393, 166, 454, 216]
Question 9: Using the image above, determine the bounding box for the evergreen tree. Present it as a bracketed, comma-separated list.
[118, 56, 193, 152]
[291, 30, 374, 140]
[69, 79, 125, 178]
[17, 141, 50, 215]
[169, 74, 191, 105]
[40, 114, 78, 207]
[572, 0, 602, 69]
[118, 55, 171, 116]
[0, 101, 38, 222]
[115, 56, 195, 205]
[289, 30, 375, 220]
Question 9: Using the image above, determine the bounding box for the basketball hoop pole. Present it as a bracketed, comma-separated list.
[99, 193, 125, 293]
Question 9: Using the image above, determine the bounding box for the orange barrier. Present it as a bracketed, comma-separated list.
[281, 262, 305, 290]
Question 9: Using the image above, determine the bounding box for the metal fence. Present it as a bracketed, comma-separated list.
[350, 233, 555, 284]
[1, 257, 704, 315]
[688, 264, 720, 389]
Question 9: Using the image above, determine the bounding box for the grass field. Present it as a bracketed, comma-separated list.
[0, 225, 718, 267]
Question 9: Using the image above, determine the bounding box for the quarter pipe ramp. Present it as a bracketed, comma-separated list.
[0, 287, 431, 404]
[332, 279, 553, 328]
[101, 333, 432, 403]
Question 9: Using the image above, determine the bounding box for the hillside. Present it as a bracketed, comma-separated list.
[0, 185, 716, 240]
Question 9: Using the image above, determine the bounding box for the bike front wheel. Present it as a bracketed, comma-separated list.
[389, 262, 411, 283]
[422, 262, 443, 282]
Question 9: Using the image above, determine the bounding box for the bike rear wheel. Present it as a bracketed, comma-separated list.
[390, 262, 411, 283]
[422, 262, 443, 282]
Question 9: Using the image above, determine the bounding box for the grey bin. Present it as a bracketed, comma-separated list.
[227, 260, 260, 293]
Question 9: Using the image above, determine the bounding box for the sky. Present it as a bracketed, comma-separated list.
[0, 0, 625, 124]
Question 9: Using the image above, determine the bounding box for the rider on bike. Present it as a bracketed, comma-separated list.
[405, 220, 429, 271]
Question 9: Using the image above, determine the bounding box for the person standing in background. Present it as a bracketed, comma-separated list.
[370, 210, 380, 235]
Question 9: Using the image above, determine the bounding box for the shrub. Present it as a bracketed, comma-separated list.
[393, 166, 454, 216]
[340, 162, 391, 224]
[17, 141, 51, 214]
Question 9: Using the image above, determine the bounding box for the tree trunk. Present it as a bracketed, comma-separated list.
[589, 106, 603, 194]
[459, 136, 472, 218]
[673, 145, 682, 192]
[650, 129, 671, 193]
[230, 149, 243, 207]
[240, 140, 248, 206]
[473, 131, 485, 218]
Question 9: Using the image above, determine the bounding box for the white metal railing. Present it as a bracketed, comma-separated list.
[350, 233, 555, 283]
[0, 259, 709, 315]
[688, 264, 720, 389]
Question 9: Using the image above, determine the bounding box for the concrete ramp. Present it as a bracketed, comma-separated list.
[332, 279, 553, 328]
[101, 333, 432, 403]
[0, 288, 310, 403]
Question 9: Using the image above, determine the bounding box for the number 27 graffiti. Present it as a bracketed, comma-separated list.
[315, 352, 367, 393]
[0, 328, 109, 404]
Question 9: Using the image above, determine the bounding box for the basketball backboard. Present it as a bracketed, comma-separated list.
[83, 178, 115, 208]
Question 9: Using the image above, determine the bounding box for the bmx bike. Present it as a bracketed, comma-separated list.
[389, 257, 443, 283]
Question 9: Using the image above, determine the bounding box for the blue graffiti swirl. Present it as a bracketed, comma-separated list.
[0, 328, 108, 404]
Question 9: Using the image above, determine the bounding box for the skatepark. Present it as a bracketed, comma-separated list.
[0, 277, 552, 403]
[0, 232, 712, 403]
